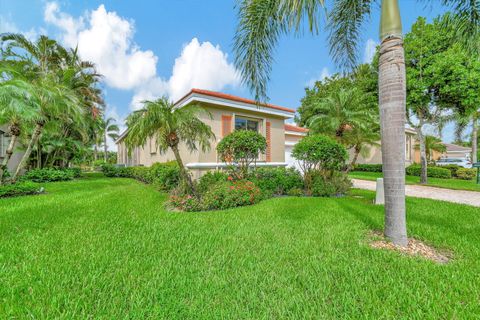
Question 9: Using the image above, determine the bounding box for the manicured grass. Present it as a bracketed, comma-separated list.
[1, 174, 479, 318]
[350, 171, 480, 191]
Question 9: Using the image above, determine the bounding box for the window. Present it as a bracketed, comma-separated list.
[235, 117, 259, 132]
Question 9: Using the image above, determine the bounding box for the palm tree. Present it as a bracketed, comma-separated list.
[124, 97, 215, 195]
[345, 124, 380, 172]
[234, 0, 479, 246]
[101, 117, 120, 162]
[307, 88, 375, 145]
[415, 135, 446, 162]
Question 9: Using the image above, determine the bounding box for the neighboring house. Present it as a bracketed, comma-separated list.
[351, 127, 417, 166]
[116, 89, 295, 179]
[284, 124, 308, 171]
[414, 143, 473, 162]
[0, 125, 24, 174]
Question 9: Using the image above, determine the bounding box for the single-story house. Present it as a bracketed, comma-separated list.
[413, 142, 472, 163]
[116, 89, 296, 179]
[0, 125, 24, 174]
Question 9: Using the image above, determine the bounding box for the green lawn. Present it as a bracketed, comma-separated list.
[1, 174, 480, 318]
[349, 171, 480, 191]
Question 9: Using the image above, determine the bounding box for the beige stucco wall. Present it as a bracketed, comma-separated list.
[117, 102, 287, 178]
[350, 132, 416, 166]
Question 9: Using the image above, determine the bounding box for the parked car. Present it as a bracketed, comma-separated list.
[435, 158, 472, 168]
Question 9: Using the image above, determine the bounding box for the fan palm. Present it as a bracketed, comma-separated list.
[234, 0, 480, 246]
[415, 135, 446, 162]
[124, 97, 215, 195]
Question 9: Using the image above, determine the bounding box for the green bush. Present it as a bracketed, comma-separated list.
[439, 164, 461, 177]
[292, 135, 348, 173]
[456, 168, 476, 180]
[21, 168, 75, 182]
[101, 162, 180, 191]
[200, 180, 262, 211]
[197, 171, 229, 194]
[287, 187, 304, 197]
[248, 167, 303, 196]
[406, 165, 451, 179]
[310, 171, 352, 197]
[68, 167, 82, 178]
[0, 182, 42, 198]
[217, 130, 267, 178]
[353, 164, 383, 172]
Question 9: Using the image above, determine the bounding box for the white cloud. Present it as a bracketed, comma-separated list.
[363, 38, 378, 63]
[44, 3, 241, 111]
[167, 38, 240, 101]
[306, 67, 331, 87]
[44, 2, 157, 90]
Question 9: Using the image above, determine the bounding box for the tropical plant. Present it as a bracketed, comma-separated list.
[124, 97, 215, 195]
[100, 117, 119, 162]
[216, 130, 267, 179]
[414, 135, 446, 162]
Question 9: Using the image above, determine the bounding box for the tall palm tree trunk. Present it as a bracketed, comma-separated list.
[416, 128, 428, 184]
[12, 123, 44, 182]
[347, 145, 362, 173]
[0, 132, 18, 184]
[170, 144, 197, 196]
[472, 116, 478, 164]
[104, 132, 108, 163]
[378, 0, 408, 246]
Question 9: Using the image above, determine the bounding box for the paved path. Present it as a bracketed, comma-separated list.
[352, 179, 480, 207]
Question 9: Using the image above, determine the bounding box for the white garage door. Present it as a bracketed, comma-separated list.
[285, 145, 302, 172]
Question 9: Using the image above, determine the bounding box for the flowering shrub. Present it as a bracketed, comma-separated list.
[248, 167, 303, 196]
[456, 168, 476, 180]
[201, 180, 262, 210]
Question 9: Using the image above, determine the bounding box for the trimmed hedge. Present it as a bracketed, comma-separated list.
[101, 162, 180, 191]
[406, 165, 452, 179]
[248, 167, 303, 197]
[0, 182, 42, 198]
[353, 164, 383, 172]
[21, 168, 80, 183]
[456, 168, 476, 180]
[439, 164, 461, 178]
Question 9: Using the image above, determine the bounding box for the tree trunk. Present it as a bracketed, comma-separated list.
[94, 144, 98, 162]
[347, 145, 362, 173]
[378, 35, 408, 246]
[170, 144, 197, 196]
[104, 132, 108, 163]
[416, 128, 428, 184]
[12, 123, 44, 182]
[472, 116, 478, 164]
[0, 133, 18, 184]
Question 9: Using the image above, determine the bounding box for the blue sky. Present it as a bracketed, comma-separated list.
[0, 0, 453, 146]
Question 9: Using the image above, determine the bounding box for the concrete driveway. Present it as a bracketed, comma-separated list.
[352, 179, 480, 207]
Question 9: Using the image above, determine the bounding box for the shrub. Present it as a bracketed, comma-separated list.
[101, 162, 180, 191]
[456, 168, 476, 180]
[0, 182, 42, 198]
[248, 167, 303, 196]
[21, 168, 75, 182]
[406, 165, 451, 179]
[292, 135, 348, 174]
[439, 164, 461, 177]
[197, 171, 229, 194]
[217, 130, 267, 178]
[310, 171, 352, 197]
[68, 167, 82, 178]
[287, 187, 304, 197]
[353, 164, 383, 172]
[200, 180, 262, 211]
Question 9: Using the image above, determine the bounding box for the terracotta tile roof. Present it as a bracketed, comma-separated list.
[177, 88, 295, 113]
[284, 124, 308, 133]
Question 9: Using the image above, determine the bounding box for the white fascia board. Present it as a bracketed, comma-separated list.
[175, 93, 294, 119]
[186, 162, 288, 169]
[285, 130, 307, 136]
[285, 141, 297, 146]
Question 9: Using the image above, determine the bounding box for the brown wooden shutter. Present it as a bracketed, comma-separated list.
[266, 121, 271, 162]
[221, 115, 232, 137]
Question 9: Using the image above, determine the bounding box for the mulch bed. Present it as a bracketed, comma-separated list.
[369, 231, 451, 264]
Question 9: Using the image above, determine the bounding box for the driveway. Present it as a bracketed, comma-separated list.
[352, 179, 480, 207]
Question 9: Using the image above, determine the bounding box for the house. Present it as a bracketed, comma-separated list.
[414, 143, 472, 162]
[0, 125, 24, 174]
[282, 125, 417, 167]
[116, 89, 295, 179]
